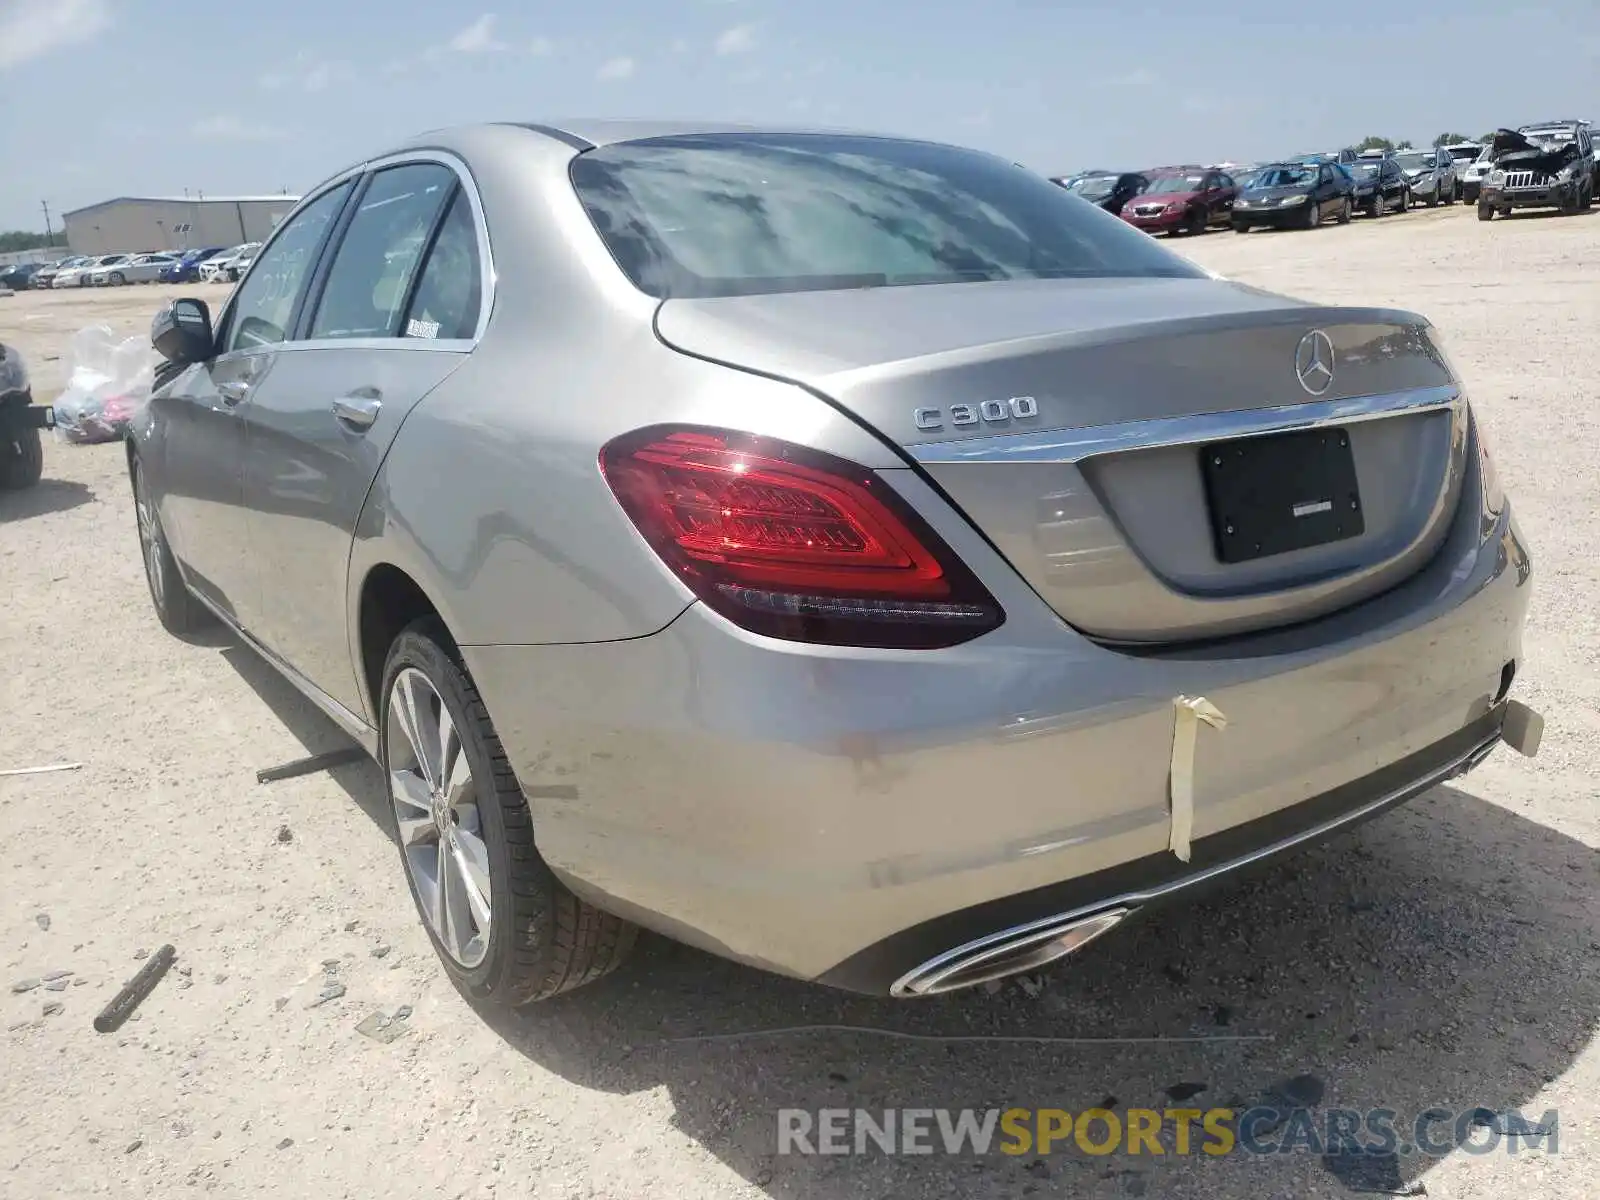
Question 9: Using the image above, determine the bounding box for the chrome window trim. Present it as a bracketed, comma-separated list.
[906, 384, 1461, 464]
[217, 149, 495, 352]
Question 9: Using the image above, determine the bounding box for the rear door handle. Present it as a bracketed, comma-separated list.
[332, 391, 382, 430]
[217, 379, 250, 406]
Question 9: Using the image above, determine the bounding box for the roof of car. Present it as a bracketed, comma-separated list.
[504, 119, 922, 149]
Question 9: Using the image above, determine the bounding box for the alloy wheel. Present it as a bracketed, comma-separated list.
[134, 469, 166, 610]
[387, 667, 492, 969]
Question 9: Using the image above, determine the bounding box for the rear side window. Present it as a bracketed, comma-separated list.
[570, 133, 1204, 299]
[310, 163, 455, 340]
[403, 192, 482, 340]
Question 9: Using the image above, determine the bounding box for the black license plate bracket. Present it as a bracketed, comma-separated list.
[1200, 427, 1363, 564]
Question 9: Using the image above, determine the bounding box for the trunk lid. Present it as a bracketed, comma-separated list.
[655, 277, 1468, 644]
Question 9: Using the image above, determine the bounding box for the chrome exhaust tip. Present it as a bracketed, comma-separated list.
[890, 907, 1132, 998]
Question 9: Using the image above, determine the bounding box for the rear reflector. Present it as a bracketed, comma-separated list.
[599, 426, 1003, 648]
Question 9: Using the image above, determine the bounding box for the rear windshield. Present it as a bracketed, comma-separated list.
[569, 133, 1204, 298]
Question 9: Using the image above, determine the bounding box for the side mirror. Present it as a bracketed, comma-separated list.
[152, 297, 214, 365]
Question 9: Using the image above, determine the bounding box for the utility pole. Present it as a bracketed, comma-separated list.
[41, 200, 53, 245]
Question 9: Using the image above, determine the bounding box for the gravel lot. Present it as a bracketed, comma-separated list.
[2, 205, 1597, 1199]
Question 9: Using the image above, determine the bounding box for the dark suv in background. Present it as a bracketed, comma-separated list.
[1118, 166, 1239, 235]
[1478, 121, 1596, 219]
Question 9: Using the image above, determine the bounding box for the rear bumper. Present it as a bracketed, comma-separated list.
[462, 488, 1532, 990]
[824, 708, 1505, 993]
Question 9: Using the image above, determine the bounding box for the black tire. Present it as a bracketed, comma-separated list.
[1186, 207, 1207, 236]
[132, 457, 211, 634]
[1368, 191, 1384, 218]
[379, 622, 638, 1006]
[0, 424, 44, 491]
[1398, 187, 1410, 213]
[1302, 197, 1319, 229]
[1477, 203, 1495, 221]
[1338, 196, 1353, 224]
[1232, 221, 1249, 234]
[110, 271, 126, 285]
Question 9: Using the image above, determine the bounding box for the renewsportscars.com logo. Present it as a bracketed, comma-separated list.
[777, 1106, 1560, 1158]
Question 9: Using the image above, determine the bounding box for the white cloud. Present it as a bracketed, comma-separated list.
[596, 55, 635, 81]
[1109, 67, 1157, 87]
[260, 52, 348, 92]
[529, 36, 553, 56]
[0, 0, 112, 70]
[714, 23, 757, 55]
[192, 115, 287, 143]
[449, 13, 507, 53]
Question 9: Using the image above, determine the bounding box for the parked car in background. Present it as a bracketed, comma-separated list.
[93, 253, 179, 286]
[54, 256, 119, 287]
[1346, 155, 1411, 216]
[87, 254, 137, 286]
[1297, 148, 1359, 166]
[29, 257, 83, 288]
[1395, 147, 1459, 206]
[1231, 160, 1354, 231]
[131, 119, 1537, 1006]
[0, 262, 44, 290]
[160, 248, 227, 283]
[196, 247, 245, 283]
[1460, 146, 1495, 202]
[228, 244, 261, 280]
[1119, 167, 1239, 235]
[1478, 121, 1596, 219]
[1442, 142, 1483, 170]
[1063, 171, 1149, 212]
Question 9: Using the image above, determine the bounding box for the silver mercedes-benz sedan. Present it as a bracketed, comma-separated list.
[131, 120, 1539, 1006]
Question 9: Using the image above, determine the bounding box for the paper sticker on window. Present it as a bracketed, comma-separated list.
[406, 317, 441, 339]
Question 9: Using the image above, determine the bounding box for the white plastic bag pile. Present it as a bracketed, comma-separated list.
[53, 325, 157, 445]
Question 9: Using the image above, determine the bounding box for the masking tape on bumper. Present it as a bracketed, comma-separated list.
[1169, 695, 1227, 862]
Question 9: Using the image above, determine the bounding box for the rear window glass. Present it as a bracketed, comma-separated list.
[569, 133, 1204, 299]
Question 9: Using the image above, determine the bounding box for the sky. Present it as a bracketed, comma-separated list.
[2, 0, 1598, 233]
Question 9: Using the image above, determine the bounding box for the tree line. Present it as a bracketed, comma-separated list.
[0, 230, 63, 254]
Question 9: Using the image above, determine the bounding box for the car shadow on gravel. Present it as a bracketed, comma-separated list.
[216, 640, 391, 830]
[486, 781, 1597, 1199]
[0, 478, 93, 521]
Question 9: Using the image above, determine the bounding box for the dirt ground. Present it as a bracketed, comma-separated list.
[2, 205, 1597, 1200]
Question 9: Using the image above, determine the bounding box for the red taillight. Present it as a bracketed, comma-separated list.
[599, 426, 1004, 648]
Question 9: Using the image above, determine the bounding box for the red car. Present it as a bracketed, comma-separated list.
[1119, 166, 1240, 236]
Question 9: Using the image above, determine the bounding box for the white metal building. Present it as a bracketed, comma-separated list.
[60, 195, 300, 255]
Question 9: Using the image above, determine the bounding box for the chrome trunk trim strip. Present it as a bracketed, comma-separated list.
[906, 384, 1461, 465]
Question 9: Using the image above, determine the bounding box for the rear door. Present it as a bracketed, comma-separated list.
[237, 157, 484, 713]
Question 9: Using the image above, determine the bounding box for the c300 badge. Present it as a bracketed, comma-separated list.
[913, 396, 1039, 431]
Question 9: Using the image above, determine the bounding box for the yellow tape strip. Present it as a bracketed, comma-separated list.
[1169, 695, 1227, 862]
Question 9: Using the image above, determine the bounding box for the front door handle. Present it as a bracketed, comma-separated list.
[332, 391, 382, 430]
[217, 378, 250, 406]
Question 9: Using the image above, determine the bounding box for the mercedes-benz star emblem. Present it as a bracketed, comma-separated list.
[1295, 329, 1336, 396]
